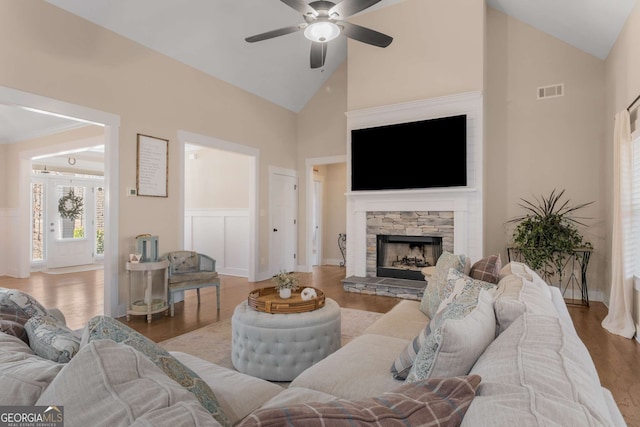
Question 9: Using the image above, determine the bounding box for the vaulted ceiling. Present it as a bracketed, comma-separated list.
[2, 0, 636, 146]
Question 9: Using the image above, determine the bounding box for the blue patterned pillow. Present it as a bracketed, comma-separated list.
[407, 270, 497, 382]
[24, 315, 80, 363]
[82, 315, 231, 427]
[419, 252, 469, 317]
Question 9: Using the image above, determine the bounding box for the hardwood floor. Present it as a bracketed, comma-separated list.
[2, 266, 639, 426]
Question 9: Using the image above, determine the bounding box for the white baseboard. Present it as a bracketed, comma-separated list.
[255, 271, 274, 282]
[323, 258, 343, 266]
[218, 267, 248, 277]
[296, 264, 311, 273]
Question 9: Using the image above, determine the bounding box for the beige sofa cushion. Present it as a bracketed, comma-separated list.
[171, 351, 284, 425]
[463, 313, 615, 427]
[494, 272, 557, 335]
[37, 340, 220, 427]
[363, 299, 427, 341]
[0, 333, 63, 405]
[290, 334, 406, 399]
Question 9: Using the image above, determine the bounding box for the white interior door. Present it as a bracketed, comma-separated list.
[269, 171, 297, 273]
[46, 178, 95, 268]
[311, 178, 323, 266]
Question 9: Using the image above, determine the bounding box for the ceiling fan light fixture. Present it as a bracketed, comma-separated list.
[304, 21, 340, 43]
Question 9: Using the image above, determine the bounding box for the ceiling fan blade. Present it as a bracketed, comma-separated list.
[310, 42, 327, 69]
[245, 25, 305, 43]
[281, 0, 318, 17]
[340, 21, 392, 47]
[329, 0, 382, 18]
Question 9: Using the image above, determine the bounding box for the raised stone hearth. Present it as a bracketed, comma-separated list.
[342, 275, 425, 300]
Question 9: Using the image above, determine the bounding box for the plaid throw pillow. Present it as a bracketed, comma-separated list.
[239, 375, 481, 427]
[469, 254, 502, 284]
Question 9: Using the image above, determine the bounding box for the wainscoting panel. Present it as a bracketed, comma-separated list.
[184, 209, 249, 277]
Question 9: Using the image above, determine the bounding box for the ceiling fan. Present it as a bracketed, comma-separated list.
[245, 0, 393, 69]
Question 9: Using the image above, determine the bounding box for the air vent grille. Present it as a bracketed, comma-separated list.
[537, 84, 564, 100]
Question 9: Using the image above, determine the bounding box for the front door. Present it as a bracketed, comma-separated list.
[46, 178, 95, 268]
[269, 170, 297, 274]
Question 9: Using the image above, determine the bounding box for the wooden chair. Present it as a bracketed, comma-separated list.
[165, 251, 220, 317]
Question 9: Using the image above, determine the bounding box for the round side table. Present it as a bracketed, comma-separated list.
[231, 298, 341, 381]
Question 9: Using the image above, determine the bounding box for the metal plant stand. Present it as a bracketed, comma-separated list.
[507, 247, 592, 306]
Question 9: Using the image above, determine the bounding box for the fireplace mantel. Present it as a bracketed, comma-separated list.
[345, 92, 483, 278]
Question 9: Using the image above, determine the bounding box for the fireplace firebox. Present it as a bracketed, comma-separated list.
[376, 235, 443, 281]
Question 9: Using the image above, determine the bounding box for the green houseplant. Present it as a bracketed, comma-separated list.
[509, 189, 592, 279]
[272, 271, 300, 299]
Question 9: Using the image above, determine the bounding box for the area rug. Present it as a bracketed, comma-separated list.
[159, 307, 382, 370]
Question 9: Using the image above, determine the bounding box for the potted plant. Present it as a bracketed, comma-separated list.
[272, 271, 300, 299]
[509, 189, 593, 282]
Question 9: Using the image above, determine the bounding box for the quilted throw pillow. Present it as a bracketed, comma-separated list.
[24, 315, 80, 363]
[82, 315, 231, 427]
[469, 254, 502, 284]
[406, 271, 497, 383]
[239, 375, 481, 427]
[419, 252, 470, 318]
[0, 301, 31, 343]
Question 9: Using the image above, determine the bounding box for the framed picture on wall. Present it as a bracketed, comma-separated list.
[136, 134, 169, 197]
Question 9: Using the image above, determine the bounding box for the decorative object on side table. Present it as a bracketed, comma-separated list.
[272, 270, 300, 299]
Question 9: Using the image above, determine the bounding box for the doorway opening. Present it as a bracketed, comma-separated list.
[31, 144, 105, 271]
[305, 155, 347, 271]
[178, 130, 258, 282]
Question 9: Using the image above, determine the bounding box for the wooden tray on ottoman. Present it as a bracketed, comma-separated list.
[248, 286, 325, 314]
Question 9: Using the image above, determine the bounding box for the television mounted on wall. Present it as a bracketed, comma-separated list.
[350, 114, 467, 191]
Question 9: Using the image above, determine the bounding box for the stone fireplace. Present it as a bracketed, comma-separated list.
[376, 235, 443, 280]
[367, 211, 453, 280]
[344, 92, 484, 291]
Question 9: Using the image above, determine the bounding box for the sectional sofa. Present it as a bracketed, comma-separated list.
[0, 260, 627, 426]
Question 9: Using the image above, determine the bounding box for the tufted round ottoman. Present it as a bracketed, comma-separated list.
[231, 298, 341, 381]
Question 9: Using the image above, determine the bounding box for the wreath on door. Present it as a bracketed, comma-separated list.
[58, 189, 83, 220]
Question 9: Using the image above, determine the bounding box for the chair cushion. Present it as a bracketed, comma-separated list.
[81, 315, 231, 427]
[169, 271, 219, 286]
[168, 251, 199, 273]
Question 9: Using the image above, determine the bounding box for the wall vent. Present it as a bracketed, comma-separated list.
[537, 84, 564, 100]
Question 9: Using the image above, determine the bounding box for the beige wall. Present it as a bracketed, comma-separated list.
[184, 147, 251, 209]
[1, 1, 296, 306]
[485, 8, 606, 298]
[604, 1, 640, 319]
[0, 144, 6, 207]
[348, 0, 485, 111]
[322, 163, 347, 263]
[296, 62, 348, 266]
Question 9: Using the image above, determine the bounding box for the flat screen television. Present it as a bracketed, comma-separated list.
[350, 114, 467, 191]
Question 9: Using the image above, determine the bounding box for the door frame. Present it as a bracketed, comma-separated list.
[304, 155, 346, 272]
[268, 166, 298, 276]
[177, 130, 259, 282]
[311, 175, 324, 267]
[0, 85, 120, 317]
